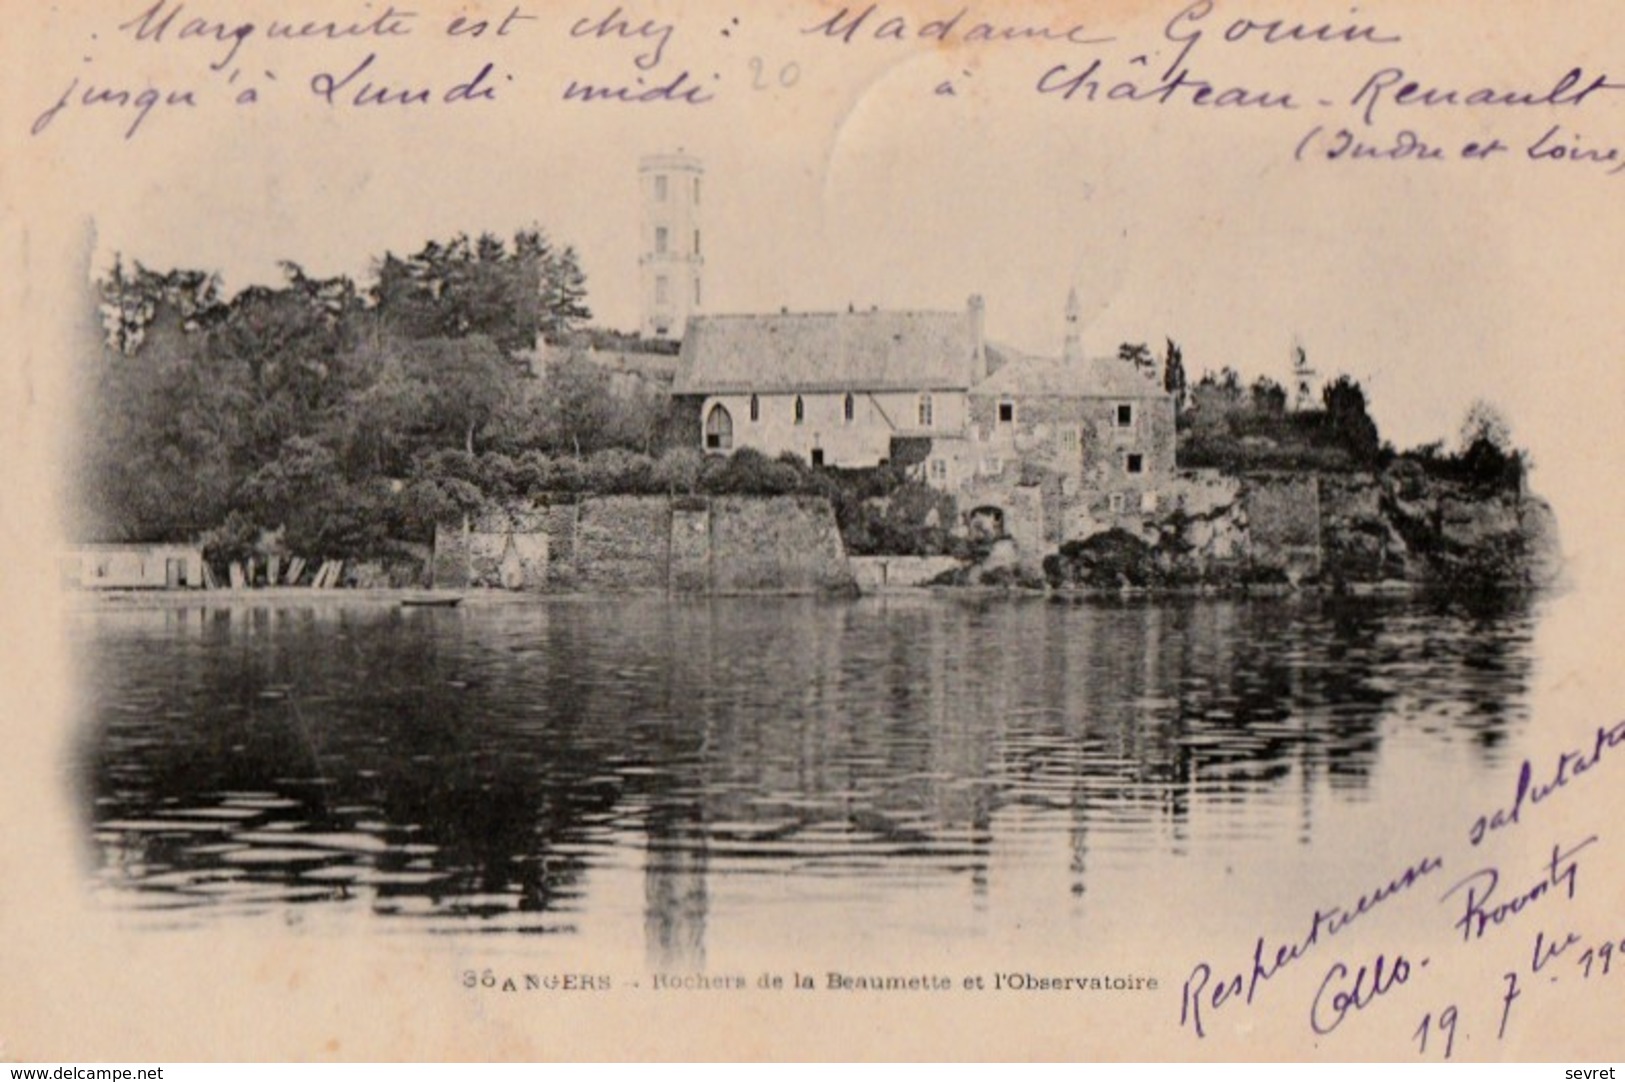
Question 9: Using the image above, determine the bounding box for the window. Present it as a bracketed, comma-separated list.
[656, 276, 669, 304]
[811, 448, 825, 466]
[694, 229, 701, 256]
[694, 177, 701, 204]
[694, 277, 702, 307]
[982, 456, 1003, 476]
[1063, 426, 1082, 451]
[1109, 493, 1126, 514]
[794, 396, 805, 424]
[655, 227, 668, 254]
[930, 459, 948, 482]
[1117, 403, 1134, 427]
[918, 393, 934, 427]
[654, 174, 668, 201]
[705, 403, 733, 450]
[998, 400, 1015, 424]
[843, 393, 855, 423]
[749, 394, 760, 422]
[1126, 453, 1144, 474]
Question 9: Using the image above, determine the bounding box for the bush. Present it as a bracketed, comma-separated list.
[1046, 529, 1159, 588]
[652, 447, 705, 494]
[698, 448, 814, 496]
[580, 449, 656, 494]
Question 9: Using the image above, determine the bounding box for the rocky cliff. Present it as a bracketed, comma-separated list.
[1041, 464, 1560, 592]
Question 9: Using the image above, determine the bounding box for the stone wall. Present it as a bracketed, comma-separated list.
[431, 523, 470, 589]
[434, 494, 853, 594]
[957, 481, 1045, 561]
[575, 496, 671, 590]
[669, 501, 711, 594]
[1243, 474, 1322, 578]
[850, 556, 963, 591]
[709, 496, 852, 593]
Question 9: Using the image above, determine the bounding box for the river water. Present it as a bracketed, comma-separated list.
[71, 593, 1539, 969]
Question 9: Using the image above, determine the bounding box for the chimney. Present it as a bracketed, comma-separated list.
[967, 294, 987, 383]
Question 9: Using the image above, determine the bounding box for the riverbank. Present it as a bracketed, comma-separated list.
[65, 573, 1497, 614]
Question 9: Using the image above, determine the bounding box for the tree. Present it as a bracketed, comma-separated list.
[98, 257, 227, 354]
[406, 335, 518, 455]
[1456, 399, 1523, 492]
[532, 350, 614, 457]
[1162, 339, 1187, 407]
[1459, 399, 1513, 454]
[1250, 377, 1287, 416]
[1321, 375, 1381, 463]
[370, 229, 591, 354]
[537, 243, 592, 342]
[1118, 341, 1155, 377]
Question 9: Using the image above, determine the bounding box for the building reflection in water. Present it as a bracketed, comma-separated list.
[71, 593, 1537, 963]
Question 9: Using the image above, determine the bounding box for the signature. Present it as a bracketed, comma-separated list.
[1440, 835, 1600, 944]
[1179, 852, 1443, 1038]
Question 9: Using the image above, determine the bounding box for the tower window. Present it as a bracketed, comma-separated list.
[694, 229, 701, 256]
[749, 394, 760, 422]
[694, 177, 701, 204]
[655, 227, 668, 254]
[794, 396, 805, 425]
[843, 393, 855, 423]
[654, 175, 668, 201]
[998, 400, 1015, 423]
[1116, 403, 1134, 427]
[656, 276, 669, 304]
[918, 393, 934, 427]
[694, 277, 702, 306]
[1126, 453, 1144, 474]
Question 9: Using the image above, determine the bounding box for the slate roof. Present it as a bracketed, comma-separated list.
[973, 348, 1168, 399]
[673, 310, 977, 395]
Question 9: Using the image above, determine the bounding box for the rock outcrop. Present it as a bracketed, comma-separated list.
[1038, 465, 1559, 592]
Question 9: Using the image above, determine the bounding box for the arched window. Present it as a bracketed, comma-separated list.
[918, 393, 934, 428]
[794, 396, 805, 425]
[705, 403, 734, 451]
[843, 393, 855, 423]
[749, 394, 760, 422]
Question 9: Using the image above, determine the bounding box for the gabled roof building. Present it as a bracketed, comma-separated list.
[672, 292, 1178, 544]
[673, 298, 986, 468]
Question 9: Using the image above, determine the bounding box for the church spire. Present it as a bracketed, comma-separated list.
[1063, 286, 1082, 363]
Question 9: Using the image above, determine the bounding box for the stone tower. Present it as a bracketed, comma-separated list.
[639, 151, 704, 340]
[1063, 286, 1083, 364]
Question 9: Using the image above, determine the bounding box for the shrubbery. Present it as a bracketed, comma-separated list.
[393, 445, 963, 558]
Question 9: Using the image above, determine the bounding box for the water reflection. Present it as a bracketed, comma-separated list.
[73, 594, 1537, 964]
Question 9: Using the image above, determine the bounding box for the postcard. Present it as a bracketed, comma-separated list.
[2, 0, 1623, 1062]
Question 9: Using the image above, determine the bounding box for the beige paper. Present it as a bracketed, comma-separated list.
[3, 0, 1624, 1061]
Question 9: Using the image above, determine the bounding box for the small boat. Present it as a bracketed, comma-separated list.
[401, 595, 463, 608]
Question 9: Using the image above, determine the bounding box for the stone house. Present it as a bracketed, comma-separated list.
[951, 348, 1177, 541]
[672, 299, 987, 468]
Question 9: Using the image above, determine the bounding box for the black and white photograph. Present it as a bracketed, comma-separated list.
[3, 0, 1623, 1062]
